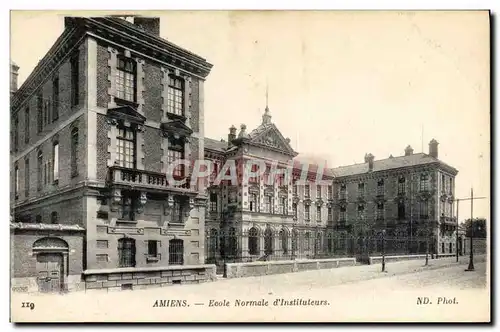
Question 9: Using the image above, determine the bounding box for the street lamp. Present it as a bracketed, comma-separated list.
[465, 188, 476, 272]
[425, 225, 430, 266]
[381, 229, 387, 273]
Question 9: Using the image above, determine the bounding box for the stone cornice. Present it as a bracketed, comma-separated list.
[11, 28, 84, 112]
[83, 17, 212, 78]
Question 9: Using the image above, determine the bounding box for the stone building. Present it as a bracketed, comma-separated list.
[10, 16, 214, 292]
[330, 140, 459, 259]
[203, 106, 335, 266]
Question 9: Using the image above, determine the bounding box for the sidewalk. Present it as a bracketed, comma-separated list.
[213, 254, 488, 290]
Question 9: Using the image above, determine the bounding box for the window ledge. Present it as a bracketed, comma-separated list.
[114, 97, 139, 108]
[116, 220, 138, 225]
[168, 223, 185, 228]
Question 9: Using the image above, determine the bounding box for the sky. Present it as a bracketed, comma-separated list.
[10, 10, 490, 220]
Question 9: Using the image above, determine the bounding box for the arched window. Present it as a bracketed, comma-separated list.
[37, 150, 43, 191]
[264, 228, 273, 256]
[169, 239, 184, 265]
[208, 229, 218, 258]
[50, 212, 58, 224]
[280, 229, 288, 255]
[248, 227, 259, 255]
[118, 238, 136, 268]
[71, 127, 78, 177]
[52, 141, 59, 183]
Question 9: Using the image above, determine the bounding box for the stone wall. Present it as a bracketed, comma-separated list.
[225, 257, 356, 279]
[369, 254, 428, 265]
[463, 238, 487, 255]
[84, 264, 216, 291]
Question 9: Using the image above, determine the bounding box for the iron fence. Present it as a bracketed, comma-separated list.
[205, 229, 438, 273]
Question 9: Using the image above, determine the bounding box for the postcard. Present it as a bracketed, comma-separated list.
[9, 10, 490, 323]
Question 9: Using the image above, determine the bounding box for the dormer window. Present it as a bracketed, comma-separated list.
[167, 76, 184, 117]
[116, 57, 136, 103]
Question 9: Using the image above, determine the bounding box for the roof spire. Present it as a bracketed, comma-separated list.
[262, 80, 272, 125]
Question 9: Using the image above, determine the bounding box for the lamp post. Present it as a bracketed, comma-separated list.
[381, 229, 386, 273]
[466, 188, 475, 272]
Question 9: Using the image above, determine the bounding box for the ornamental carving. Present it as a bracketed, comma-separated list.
[110, 189, 122, 212]
[136, 192, 147, 214]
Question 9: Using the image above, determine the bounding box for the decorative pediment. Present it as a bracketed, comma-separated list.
[107, 105, 146, 124]
[303, 198, 312, 206]
[316, 198, 324, 206]
[161, 119, 193, 138]
[249, 124, 297, 156]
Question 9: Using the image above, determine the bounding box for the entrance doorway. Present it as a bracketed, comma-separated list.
[36, 253, 64, 293]
[32, 237, 69, 293]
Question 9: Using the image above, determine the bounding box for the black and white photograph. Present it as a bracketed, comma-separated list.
[8, 9, 491, 323]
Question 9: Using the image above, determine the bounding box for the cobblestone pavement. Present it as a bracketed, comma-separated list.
[12, 255, 489, 322]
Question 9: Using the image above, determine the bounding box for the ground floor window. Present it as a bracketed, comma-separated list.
[118, 238, 136, 268]
[169, 239, 184, 265]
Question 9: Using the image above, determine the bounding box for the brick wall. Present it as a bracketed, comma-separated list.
[11, 231, 85, 278]
[96, 114, 110, 180]
[143, 126, 162, 173]
[96, 44, 110, 108]
[14, 195, 86, 226]
[463, 237, 487, 255]
[143, 61, 162, 122]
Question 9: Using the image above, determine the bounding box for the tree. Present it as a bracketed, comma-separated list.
[461, 218, 487, 238]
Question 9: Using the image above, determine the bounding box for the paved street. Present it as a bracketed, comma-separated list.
[12, 256, 489, 322]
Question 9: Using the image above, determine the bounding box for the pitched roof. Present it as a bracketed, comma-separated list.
[331, 153, 458, 177]
[204, 137, 228, 152]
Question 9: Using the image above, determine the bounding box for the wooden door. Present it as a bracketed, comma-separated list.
[36, 253, 63, 293]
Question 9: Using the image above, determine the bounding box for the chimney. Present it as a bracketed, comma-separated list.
[404, 145, 414, 156]
[228, 125, 237, 147]
[365, 153, 375, 172]
[133, 17, 161, 36]
[429, 139, 439, 158]
[10, 61, 19, 94]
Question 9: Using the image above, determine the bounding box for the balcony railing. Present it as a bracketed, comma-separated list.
[109, 166, 193, 191]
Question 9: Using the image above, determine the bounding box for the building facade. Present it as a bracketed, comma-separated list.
[330, 141, 459, 259]
[10, 16, 214, 292]
[203, 107, 335, 268]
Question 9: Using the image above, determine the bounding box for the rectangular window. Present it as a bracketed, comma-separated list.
[293, 184, 298, 195]
[376, 202, 384, 220]
[377, 179, 384, 196]
[116, 57, 136, 102]
[339, 206, 346, 222]
[167, 149, 184, 177]
[293, 203, 297, 218]
[148, 240, 159, 257]
[24, 159, 30, 197]
[169, 239, 184, 265]
[13, 114, 19, 152]
[280, 197, 287, 214]
[357, 204, 364, 220]
[249, 193, 258, 212]
[53, 143, 59, 183]
[441, 243, 445, 254]
[328, 207, 332, 221]
[358, 183, 364, 197]
[339, 184, 347, 199]
[24, 107, 30, 144]
[116, 127, 136, 168]
[265, 195, 273, 214]
[398, 176, 406, 195]
[52, 75, 59, 121]
[304, 184, 310, 198]
[305, 205, 310, 220]
[210, 193, 217, 212]
[420, 201, 429, 219]
[441, 174, 446, 193]
[328, 186, 333, 199]
[316, 206, 321, 221]
[71, 128, 79, 177]
[420, 174, 429, 191]
[14, 166, 19, 199]
[398, 202, 406, 220]
[121, 192, 138, 221]
[316, 185, 321, 198]
[449, 243, 453, 253]
[71, 54, 79, 106]
[37, 92, 43, 132]
[172, 197, 186, 223]
[167, 76, 184, 116]
[37, 152, 42, 191]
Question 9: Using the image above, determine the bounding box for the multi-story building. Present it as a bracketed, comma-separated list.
[10, 16, 214, 293]
[203, 106, 335, 267]
[330, 141, 458, 259]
